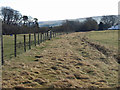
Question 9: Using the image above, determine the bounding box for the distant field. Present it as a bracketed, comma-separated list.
[87, 30, 118, 49]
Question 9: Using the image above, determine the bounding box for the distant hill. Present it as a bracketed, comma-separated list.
[39, 20, 65, 27]
[38, 15, 116, 27]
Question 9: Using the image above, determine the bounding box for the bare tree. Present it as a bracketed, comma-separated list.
[1, 7, 14, 24]
[22, 15, 28, 25]
[1, 7, 8, 23]
[34, 18, 39, 27]
[13, 10, 21, 24]
[1, 7, 21, 25]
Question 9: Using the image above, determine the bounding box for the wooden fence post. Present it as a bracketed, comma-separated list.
[44, 33, 45, 41]
[49, 31, 51, 40]
[44, 32, 46, 41]
[1, 34, 3, 65]
[54, 32, 56, 37]
[50, 31, 52, 39]
[24, 35, 26, 52]
[34, 33, 36, 46]
[38, 33, 40, 44]
[51, 31, 52, 38]
[40, 33, 42, 43]
[39, 33, 41, 43]
[43, 32, 44, 42]
[45, 32, 47, 40]
[48, 31, 50, 40]
[0, 20, 3, 65]
[47, 31, 48, 40]
[29, 34, 31, 49]
[54, 32, 55, 37]
[14, 34, 17, 57]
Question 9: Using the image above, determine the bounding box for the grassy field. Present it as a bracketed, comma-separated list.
[86, 30, 118, 49]
[2, 30, 118, 88]
[3, 33, 45, 60]
[3, 30, 118, 60]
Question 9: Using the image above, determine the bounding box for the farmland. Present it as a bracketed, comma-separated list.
[2, 30, 118, 88]
[87, 30, 118, 49]
[3, 33, 54, 60]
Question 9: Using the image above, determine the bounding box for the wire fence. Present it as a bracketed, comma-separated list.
[1, 30, 64, 65]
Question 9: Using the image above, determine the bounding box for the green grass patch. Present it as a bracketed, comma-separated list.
[54, 37, 60, 39]
[87, 30, 118, 49]
[3, 34, 43, 60]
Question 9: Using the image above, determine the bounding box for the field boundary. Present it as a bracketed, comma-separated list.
[1, 30, 65, 65]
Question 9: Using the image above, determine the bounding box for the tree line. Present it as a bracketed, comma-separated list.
[1, 7, 39, 26]
[0, 7, 46, 34]
[0, 6, 118, 34]
[58, 15, 118, 32]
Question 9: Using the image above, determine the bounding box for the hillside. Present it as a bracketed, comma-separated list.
[38, 16, 102, 27]
[2, 31, 118, 89]
[38, 15, 117, 27]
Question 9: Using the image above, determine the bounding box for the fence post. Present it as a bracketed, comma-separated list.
[48, 31, 50, 40]
[50, 31, 52, 39]
[0, 33, 3, 65]
[14, 34, 17, 57]
[47, 31, 48, 40]
[51, 32, 53, 38]
[43, 32, 44, 42]
[0, 19, 3, 64]
[24, 35, 26, 52]
[29, 34, 31, 49]
[34, 33, 36, 46]
[44, 33, 45, 41]
[51, 31, 52, 38]
[44, 32, 46, 40]
[38, 33, 39, 44]
[39, 33, 41, 43]
[49, 31, 51, 40]
[40, 33, 42, 43]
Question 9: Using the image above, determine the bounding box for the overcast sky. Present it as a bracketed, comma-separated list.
[0, 0, 119, 21]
